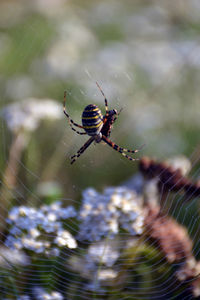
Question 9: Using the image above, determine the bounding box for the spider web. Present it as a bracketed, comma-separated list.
[1, 1, 200, 299]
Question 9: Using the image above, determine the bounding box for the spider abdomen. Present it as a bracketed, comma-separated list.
[82, 104, 103, 136]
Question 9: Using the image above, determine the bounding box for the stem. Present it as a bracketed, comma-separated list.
[0, 130, 28, 239]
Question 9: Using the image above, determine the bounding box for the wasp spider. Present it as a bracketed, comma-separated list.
[63, 82, 143, 164]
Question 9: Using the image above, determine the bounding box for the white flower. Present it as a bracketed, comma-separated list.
[47, 212, 57, 222]
[0, 247, 30, 267]
[33, 287, 64, 300]
[29, 228, 40, 238]
[2, 98, 62, 133]
[55, 230, 77, 249]
[97, 269, 118, 281]
[87, 241, 120, 267]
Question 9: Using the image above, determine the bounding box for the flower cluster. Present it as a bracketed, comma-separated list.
[69, 239, 120, 292]
[78, 186, 144, 242]
[87, 240, 120, 267]
[16, 287, 64, 300]
[5, 201, 77, 256]
[2, 98, 62, 133]
[32, 287, 64, 300]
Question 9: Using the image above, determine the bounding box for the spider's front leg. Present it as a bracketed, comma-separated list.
[96, 82, 109, 114]
[70, 137, 94, 164]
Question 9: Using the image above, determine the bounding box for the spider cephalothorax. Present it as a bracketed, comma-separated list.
[101, 109, 118, 138]
[63, 82, 142, 164]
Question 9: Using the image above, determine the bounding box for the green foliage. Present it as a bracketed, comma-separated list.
[0, 15, 54, 77]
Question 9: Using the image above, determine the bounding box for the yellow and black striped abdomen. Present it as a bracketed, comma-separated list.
[82, 104, 103, 136]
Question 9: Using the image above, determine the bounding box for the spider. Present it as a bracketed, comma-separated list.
[63, 82, 143, 164]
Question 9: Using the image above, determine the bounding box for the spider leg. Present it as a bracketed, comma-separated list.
[102, 136, 143, 153]
[70, 137, 95, 164]
[118, 107, 123, 116]
[102, 135, 141, 161]
[121, 143, 145, 153]
[69, 123, 87, 135]
[96, 82, 108, 114]
[63, 91, 84, 129]
[113, 107, 123, 123]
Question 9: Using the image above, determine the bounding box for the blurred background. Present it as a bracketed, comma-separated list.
[0, 0, 200, 203]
